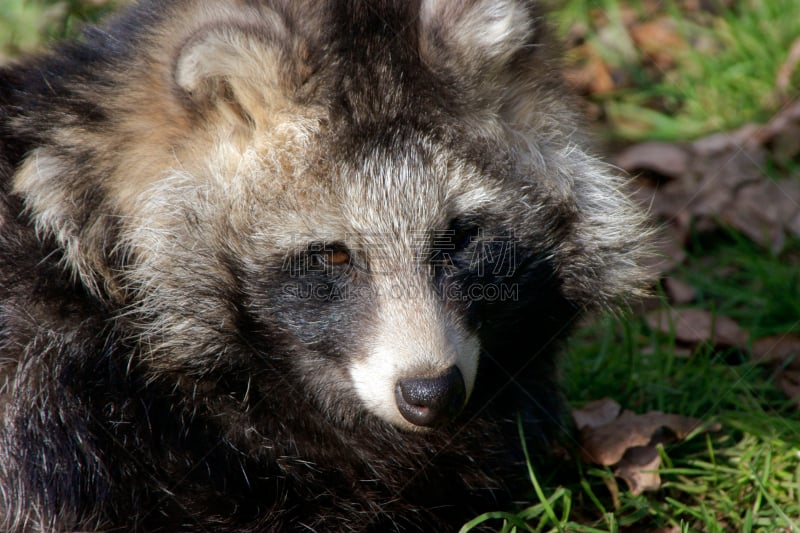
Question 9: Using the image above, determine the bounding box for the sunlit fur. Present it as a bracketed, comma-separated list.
[0, 0, 650, 531]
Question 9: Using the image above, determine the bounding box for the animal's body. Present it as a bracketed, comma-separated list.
[0, 1, 648, 531]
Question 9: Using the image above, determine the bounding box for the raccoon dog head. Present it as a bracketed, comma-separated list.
[13, 0, 649, 431]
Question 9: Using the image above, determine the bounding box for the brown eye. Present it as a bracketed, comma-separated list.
[325, 249, 351, 266]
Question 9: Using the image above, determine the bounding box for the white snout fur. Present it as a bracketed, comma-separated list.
[349, 294, 479, 430]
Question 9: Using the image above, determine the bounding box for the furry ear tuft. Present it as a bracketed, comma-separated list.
[173, 20, 296, 125]
[419, 0, 533, 72]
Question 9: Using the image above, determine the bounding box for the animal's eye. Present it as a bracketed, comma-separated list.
[430, 219, 482, 270]
[449, 219, 481, 252]
[324, 249, 351, 266]
[307, 243, 351, 269]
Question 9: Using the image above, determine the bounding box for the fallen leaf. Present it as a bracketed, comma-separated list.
[629, 18, 686, 70]
[688, 148, 766, 219]
[663, 277, 696, 304]
[645, 308, 748, 348]
[755, 103, 800, 164]
[776, 369, 800, 408]
[618, 4, 639, 28]
[723, 179, 800, 251]
[753, 334, 800, 408]
[615, 445, 661, 495]
[572, 397, 622, 430]
[574, 399, 721, 497]
[752, 334, 800, 369]
[577, 407, 709, 465]
[615, 141, 691, 181]
[564, 43, 616, 95]
[691, 124, 762, 157]
[617, 68, 800, 260]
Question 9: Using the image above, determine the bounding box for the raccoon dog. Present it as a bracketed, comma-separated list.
[0, 0, 648, 531]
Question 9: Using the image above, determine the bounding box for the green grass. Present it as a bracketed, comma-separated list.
[554, 0, 800, 141]
[473, 297, 800, 532]
[0, 0, 117, 59]
[680, 232, 800, 338]
[484, 230, 800, 532]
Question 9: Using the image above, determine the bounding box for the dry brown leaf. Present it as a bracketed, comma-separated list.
[629, 18, 686, 70]
[691, 124, 762, 157]
[621, 103, 800, 257]
[755, 335, 800, 408]
[707, 144, 765, 190]
[572, 397, 622, 430]
[614, 446, 661, 495]
[757, 101, 800, 164]
[776, 369, 800, 408]
[615, 141, 691, 181]
[585, 52, 616, 95]
[577, 407, 708, 465]
[564, 43, 616, 95]
[575, 401, 722, 496]
[689, 151, 765, 220]
[645, 308, 748, 348]
[758, 100, 800, 138]
[770, 123, 800, 165]
[752, 334, 800, 369]
[618, 5, 639, 28]
[723, 179, 800, 251]
[663, 277, 695, 305]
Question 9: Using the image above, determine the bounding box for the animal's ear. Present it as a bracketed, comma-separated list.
[174, 21, 303, 126]
[418, 0, 571, 132]
[418, 0, 534, 77]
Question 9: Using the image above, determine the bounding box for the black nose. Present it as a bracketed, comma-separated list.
[395, 366, 466, 427]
